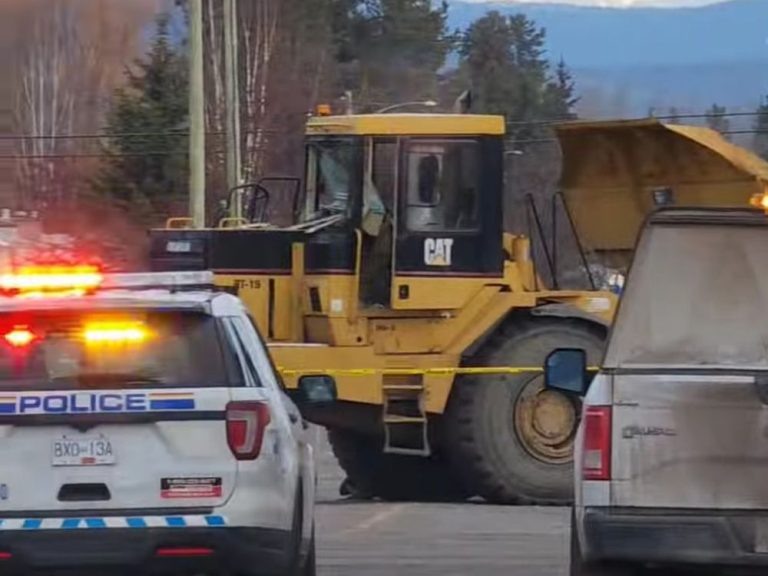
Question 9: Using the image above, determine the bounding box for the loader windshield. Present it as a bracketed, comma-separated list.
[604, 220, 768, 370]
[305, 137, 361, 220]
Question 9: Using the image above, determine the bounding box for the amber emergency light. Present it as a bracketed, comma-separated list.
[750, 192, 768, 212]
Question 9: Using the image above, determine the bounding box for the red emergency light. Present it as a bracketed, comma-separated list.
[4, 327, 36, 348]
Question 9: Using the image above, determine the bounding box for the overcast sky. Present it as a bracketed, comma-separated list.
[459, 0, 726, 7]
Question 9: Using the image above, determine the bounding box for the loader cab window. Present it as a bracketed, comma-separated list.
[304, 137, 361, 221]
[372, 140, 397, 212]
[404, 140, 481, 232]
[359, 139, 398, 307]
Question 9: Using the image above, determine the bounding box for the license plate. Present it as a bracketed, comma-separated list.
[52, 436, 116, 467]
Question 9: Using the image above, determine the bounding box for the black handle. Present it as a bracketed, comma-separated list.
[58, 483, 111, 502]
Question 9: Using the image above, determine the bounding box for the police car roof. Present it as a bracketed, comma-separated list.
[0, 271, 239, 315]
[0, 289, 223, 314]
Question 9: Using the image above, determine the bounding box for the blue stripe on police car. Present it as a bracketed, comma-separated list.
[0, 515, 227, 530]
[0, 392, 196, 415]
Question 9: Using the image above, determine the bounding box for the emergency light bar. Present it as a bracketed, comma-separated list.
[100, 271, 215, 291]
[0, 265, 103, 294]
[0, 267, 215, 298]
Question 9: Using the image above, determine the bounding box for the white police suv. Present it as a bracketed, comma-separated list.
[0, 266, 325, 576]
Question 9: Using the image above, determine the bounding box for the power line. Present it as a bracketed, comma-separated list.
[6, 121, 768, 153]
[0, 131, 198, 141]
[0, 129, 278, 141]
[507, 129, 768, 146]
[506, 110, 768, 128]
[2, 152, 190, 159]
[5, 110, 768, 141]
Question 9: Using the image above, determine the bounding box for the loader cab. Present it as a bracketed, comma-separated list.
[302, 114, 506, 310]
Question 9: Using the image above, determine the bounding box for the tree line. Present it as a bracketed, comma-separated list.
[98, 0, 580, 222]
[11, 0, 768, 233]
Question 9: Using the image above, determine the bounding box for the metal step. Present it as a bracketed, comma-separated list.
[382, 384, 425, 391]
[382, 375, 430, 457]
[383, 415, 427, 424]
[385, 445, 432, 457]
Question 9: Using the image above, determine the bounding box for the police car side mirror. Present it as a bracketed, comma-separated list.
[544, 348, 589, 396]
[295, 375, 337, 405]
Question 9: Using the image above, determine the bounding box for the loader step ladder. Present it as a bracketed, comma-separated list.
[382, 375, 430, 457]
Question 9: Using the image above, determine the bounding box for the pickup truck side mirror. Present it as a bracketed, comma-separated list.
[544, 348, 589, 396]
[292, 375, 337, 405]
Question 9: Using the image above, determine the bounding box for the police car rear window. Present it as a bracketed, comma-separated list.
[0, 311, 241, 390]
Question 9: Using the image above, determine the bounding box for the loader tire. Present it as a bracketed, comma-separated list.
[328, 429, 469, 502]
[444, 317, 606, 505]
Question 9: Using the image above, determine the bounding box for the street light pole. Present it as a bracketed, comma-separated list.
[188, 0, 206, 228]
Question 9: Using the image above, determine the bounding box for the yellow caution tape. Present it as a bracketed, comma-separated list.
[277, 366, 600, 377]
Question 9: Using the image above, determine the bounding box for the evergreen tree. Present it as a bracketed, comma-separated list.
[705, 103, 730, 136]
[333, 0, 454, 108]
[754, 96, 768, 160]
[543, 59, 578, 119]
[455, 11, 577, 136]
[95, 15, 189, 220]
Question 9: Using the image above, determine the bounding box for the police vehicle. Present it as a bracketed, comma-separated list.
[0, 265, 326, 575]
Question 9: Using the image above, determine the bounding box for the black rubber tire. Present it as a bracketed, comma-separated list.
[444, 317, 606, 505]
[301, 525, 316, 576]
[287, 485, 304, 576]
[328, 429, 469, 502]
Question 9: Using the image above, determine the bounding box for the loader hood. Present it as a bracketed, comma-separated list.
[556, 119, 768, 260]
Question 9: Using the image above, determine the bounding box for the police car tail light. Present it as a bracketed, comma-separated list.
[0, 265, 103, 296]
[226, 401, 271, 460]
[583, 406, 612, 481]
[156, 547, 214, 557]
[4, 326, 36, 348]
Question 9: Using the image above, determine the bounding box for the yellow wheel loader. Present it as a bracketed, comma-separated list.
[149, 115, 764, 504]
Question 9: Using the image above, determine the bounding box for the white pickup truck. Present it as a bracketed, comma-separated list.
[546, 207, 768, 575]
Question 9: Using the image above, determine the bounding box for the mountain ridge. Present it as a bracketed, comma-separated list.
[446, 0, 768, 114]
[446, 0, 767, 67]
[451, 0, 726, 10]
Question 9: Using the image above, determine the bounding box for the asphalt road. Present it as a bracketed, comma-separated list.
[315, 502, 570, 576]
[309, 427, 571, 576]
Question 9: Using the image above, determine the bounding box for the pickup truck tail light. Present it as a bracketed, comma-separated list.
[583, 406, 612, 481]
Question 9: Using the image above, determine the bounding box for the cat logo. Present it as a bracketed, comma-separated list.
[424, 238, 454, 267]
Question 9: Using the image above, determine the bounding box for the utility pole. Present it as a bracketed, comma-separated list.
[188, 0, 206, 228]
[224, 0, 242, 217]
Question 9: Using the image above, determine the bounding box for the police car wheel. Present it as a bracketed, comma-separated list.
[284, 484, 305, 576]
[302, 525, 317, 576]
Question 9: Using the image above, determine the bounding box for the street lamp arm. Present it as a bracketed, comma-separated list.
[374, 101, 438, 114]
